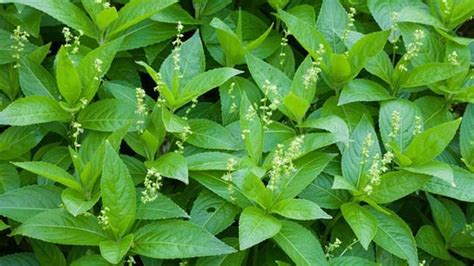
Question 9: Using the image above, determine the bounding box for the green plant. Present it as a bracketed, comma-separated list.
[0, 0, 473, 265]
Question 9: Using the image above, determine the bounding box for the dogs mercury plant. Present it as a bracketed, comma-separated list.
[0, 0, 473, 265]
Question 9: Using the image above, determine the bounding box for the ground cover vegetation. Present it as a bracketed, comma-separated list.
[0, 0, 473, 265]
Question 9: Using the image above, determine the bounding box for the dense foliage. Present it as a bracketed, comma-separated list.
[0, 0, 473, 265]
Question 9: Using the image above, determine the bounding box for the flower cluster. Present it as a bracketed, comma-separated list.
[153, 72, 166, 93]
[260, 80, 281, 127]
[95, 0, 111, 9]
[172, 21, 184, 75]
[94, 58, 103, 81]
[222, 158, 237, 202]
[135, 88, 147, 132]
[183, 97, 198, 120]
[279, 30, 289, 66]
[361, 133, 374, 165]
[10, 25, 30, 68]
[62, 27, 83, 54]
[71, 121, 84, 149]
[447, 51, 460, 66]
[413, 115, 423, 135]
[228, 82, 238, 113]
[267, 135, 304, 191]
[398, 29, 425, 72]
[125, 256, 136, 266]
[324, 238, 342, 259]
[388, 110, 401, 139]
[342, 7, 356, 41]
[175, 126, 192, 153]
[363, 151, 394, 195]
[141, 168, 163, 203]
[97, 207, 110, 229]
[441, 0, 450, 15]
[303, 44, 325, 90]
[390, 12, 400, 43]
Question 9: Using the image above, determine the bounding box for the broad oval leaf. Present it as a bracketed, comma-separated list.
[13, 209, 107, 246]
[132, 220, 236, 258]
[0, 185, 62, 222]
[0, 96, 71, 126]
[239, 206, 281, 250]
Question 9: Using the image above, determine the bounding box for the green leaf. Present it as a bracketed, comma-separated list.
[400, 63, 461, 88]
[278, 9, 331, 58]
[101, 142, 136, 237]
[240, 93, 264, 164]
[70, 254, 110, 266]
[187, 119, 240, 150]
[0, 96, 71, 126]
[176, 68, 242, 108]
[190, 189, 239, 235]
[460, 104, 474, 170]
[329, 257, 377, 266]
[422, 166, 474, 202]
[19, 57, 60, 99]
[272, 220, 328, 266]
[237, 171, 272, 209]
[426, 193, 453, 241]
[246, 52, 293, 119]
[365, 52, 393, 84]
[13, 161, 82, 192]
[61, 188, 100, 216]
[0, 253, 39, 266]
[136, 192, 188, 220]
[193, 0, 231, 17]
[415, 225, 452, 260]
[196, 238, 246, 266]
[271, 199, 331, 220]
[276, 152, 336, 200]
[107, 0, 178, 38]
[56, 47, 81, 104]
[30, 240, 67, 266]
[0, 185, 61, 222]
[99, 234, 134, 264]
[283, 92, 310, 123]
[13, 209, 107, 246]
[339, 79, 393, 105]
[348, 31, 390, 75]
[0, 126, 44, 161]
[367, 0, 425, 41]
[368, 207, 418, 266]
[78, 99, 135, 132]
[77, 38, 123, 101]
[299, 174, 351, 209]
[132, 220, 236, 258]
[0, 163, 19, 193]
[404, 119, 462, 165]
[402, 161, 455, 187]
[145, 152, 188, 184]
[299, 115, 350, 145]
[190, 171, 253, 209]
[96, 7, 119, 31]
[186, 152, 238, 171]
[341, 203, 377, 250]
[239, 206, 281, 250]
[5, 0, 98, 38]
[210, 17, 244, 66]
[160, 31, 205, 90]
[368, 171, 430, 204]
[316, 0, 347, 52]
[379, 99, 422, 151]
[341, 116, 381, 188]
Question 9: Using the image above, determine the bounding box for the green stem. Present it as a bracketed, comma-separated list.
[322, 212, 342, 241]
